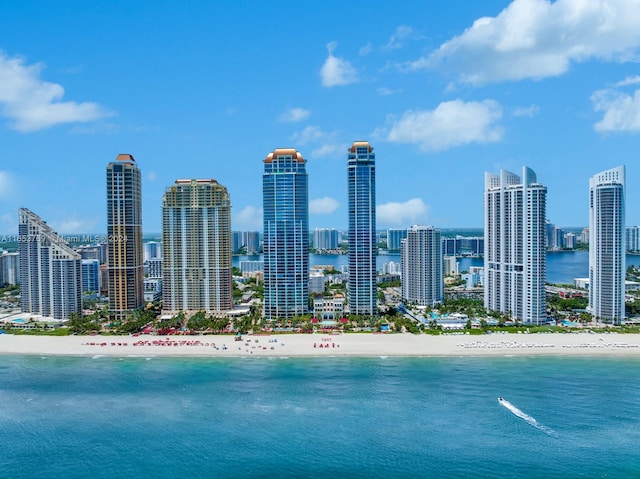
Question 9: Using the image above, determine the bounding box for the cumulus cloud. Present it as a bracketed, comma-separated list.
[311, 143, 346, 158]
[377, 198, 429, 227]
[320, 41, 358, 87]
[385, 99, 503, 151]
[290, 126, 326, 145]
[310, 197, 340, 215]
[384, 25, 414, 51]
[413, 0, 640, 85]
[359, 42, 372, 56]
[234, 205, 263, 230]
[377, 87, 402, 96]
[615, 75, 640, 87]
[278, 107, 311, 123]
[592, 88, 640, 132]
[513, 104, 540, 117]
[0, 51, 112, 131]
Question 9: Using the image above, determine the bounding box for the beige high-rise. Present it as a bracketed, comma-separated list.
[162, 179, 232, 315]
[106, 154, 144, 318]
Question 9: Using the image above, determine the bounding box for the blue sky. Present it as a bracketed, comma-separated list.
[1, 0, 639, 234]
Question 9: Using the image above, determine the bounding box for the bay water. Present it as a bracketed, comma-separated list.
[235, 251, 640, 285]
[2, 355, 640, 478]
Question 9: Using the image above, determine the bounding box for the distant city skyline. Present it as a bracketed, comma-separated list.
[1, 1, 640, 233]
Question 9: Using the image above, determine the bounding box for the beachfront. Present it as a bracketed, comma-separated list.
[2, 332, 640, 357]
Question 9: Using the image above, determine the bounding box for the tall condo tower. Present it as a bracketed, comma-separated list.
[589, 166, 626, 324]
[106, 154, 144, 318]
[263, 148, 309, 320]
[162, 179, 232, 315]
[484, 167, 547, 324]
[348, 141, 377, 316]
[401, 225, 443, 307]
[18, 208, 82, 320]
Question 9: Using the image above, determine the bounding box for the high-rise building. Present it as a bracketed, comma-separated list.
[387, 228, 407, 251]
[0, 252, 19, 286]
[626, 226, 640, 253]
[232, 231, 261, 254]
[589, 166, 626, 324]
[348, 141, 376, 316]
[162, 179, 233, 315]
[263, 148, 309, 320]
[313, 228, 339, 250]
[484, 167, 547, 324]
[143, 241, 162, 262]
[106, 154, 144, 318]
[401, 225, 443, 307]
[565, 232, 576, 250]
[18, 208, 82, 320]
[81, 259, 100, 293]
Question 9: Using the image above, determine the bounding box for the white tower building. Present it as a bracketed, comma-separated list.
[484, 167, 547, 324]
[589, 166, 625, 324]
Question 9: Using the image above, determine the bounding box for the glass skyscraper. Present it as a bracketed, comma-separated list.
[262, 148, 309, 320]
[347, 141, 377, 316]
[484, 167, 547, 324]
[589, 165, 625, 324]
[106, 154, 144, 319]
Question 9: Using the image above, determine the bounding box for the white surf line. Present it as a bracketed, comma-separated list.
[498, 397, 558, 437]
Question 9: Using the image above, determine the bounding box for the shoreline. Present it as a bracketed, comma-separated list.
[2, 332, 640, 358]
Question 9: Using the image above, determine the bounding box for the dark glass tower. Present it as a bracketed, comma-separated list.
[347, 141, 376, 316]
[262, 148, 309, 320]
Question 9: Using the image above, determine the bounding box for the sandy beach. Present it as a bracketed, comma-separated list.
[2, 331, 640, 357]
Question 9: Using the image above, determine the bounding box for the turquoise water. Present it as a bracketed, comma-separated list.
[1, 355, 640, 478]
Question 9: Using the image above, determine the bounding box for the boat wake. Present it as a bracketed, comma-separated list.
[498, 397, 558, 437]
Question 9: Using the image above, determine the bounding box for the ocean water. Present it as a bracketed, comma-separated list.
[1, 355, 640, 478]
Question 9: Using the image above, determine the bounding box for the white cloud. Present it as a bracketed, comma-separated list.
[0, 51, 112, 132]
[384, 25, 414, 51]
[415, 0, 640, 85]
[310, 197, 340, 215]
[377, 87, 402, 96]
[359, 42, 372, 56]
[377, 199, 429, 227]
[320, 41, 358, 87]
[592, 88, 640, 132]
[290, 126, 326, 145]
[147, 172, 158, 182]
[311, 143, 346, 158]
[278, 107, 311, 123]
[386, 99, 503, 151]
[234, 205, 263, 230]
[513, 104, 540, 117]
[615, 75, 640, 87]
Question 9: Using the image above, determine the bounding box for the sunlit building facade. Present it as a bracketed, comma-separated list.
[162, 179, 233, 315]
[484, 167, 547, 324]
[106, 154, 144, 318]
[401, 225, 443, 307]
[18, 208, 82, 320]
[589, 166, 625, 324]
